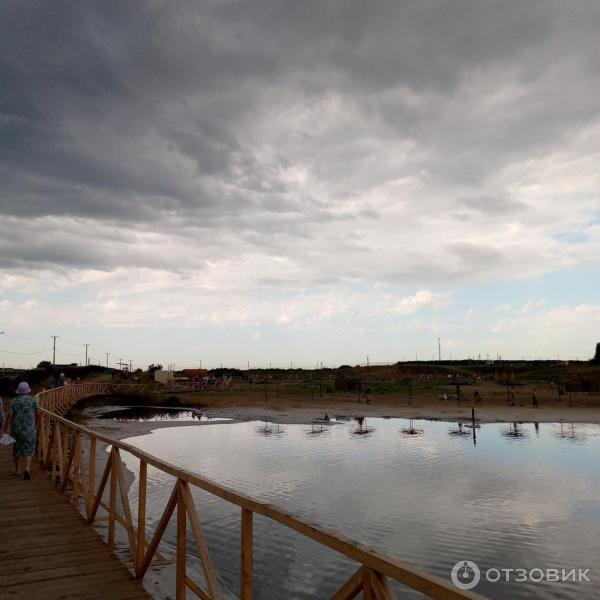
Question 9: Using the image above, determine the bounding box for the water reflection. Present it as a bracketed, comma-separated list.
[448, 422, 470, 437]
[400, 419, 424, 437]
[502, 422, 529, 440]
[101, 406, 195, 421]
[306, 422, 331, 436]
[352, 416, 375, 436]
[554, 422, 587, 443]
[98, 406, 232, 423]
[255, 419, 286, 437]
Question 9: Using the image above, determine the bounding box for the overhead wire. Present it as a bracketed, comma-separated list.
[56, 349, 84, 357]
[2, 333, 49, 341]
[0, 347, 52, 355]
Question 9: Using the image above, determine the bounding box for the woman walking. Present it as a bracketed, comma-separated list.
[2, 382, 39, 480]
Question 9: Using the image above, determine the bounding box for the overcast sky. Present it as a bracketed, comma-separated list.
[1, 1, 599, 369]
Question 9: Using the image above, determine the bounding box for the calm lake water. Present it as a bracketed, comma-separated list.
[116, 417, 600, 599]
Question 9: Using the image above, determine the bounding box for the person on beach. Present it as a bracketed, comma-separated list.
[532, 388, 538, 408]
[2, 382, 39, 480]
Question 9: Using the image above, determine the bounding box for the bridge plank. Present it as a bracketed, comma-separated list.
[0, 448, 150, 600]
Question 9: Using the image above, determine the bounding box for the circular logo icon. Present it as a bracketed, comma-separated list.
[451, 560, 481, 590]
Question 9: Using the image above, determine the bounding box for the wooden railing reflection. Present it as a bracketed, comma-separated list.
[36, 384, 485, 600]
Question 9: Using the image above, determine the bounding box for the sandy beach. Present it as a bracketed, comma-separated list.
[82, 379, 600, 432]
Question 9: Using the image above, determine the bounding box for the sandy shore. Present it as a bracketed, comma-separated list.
[75, 387, 600, 447]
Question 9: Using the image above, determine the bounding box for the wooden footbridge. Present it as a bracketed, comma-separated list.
[1, 383, 485, 599]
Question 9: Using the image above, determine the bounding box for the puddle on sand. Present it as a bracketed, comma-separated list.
[97, 406, 232, 422]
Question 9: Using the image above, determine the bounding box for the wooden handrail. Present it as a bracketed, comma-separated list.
[35, 384, 486, 600]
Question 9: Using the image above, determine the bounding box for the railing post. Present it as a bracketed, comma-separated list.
[176, 481, 187, 600]
[241, 508, 253, 600]
[363, 567, 374, 600]
[87, 438, 96, 517]
[61, 424, 69, 484]
[136, 460, 148, 578]
[108, 448, 117, 547]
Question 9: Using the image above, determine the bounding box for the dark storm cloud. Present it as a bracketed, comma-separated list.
[1, 1, 599, 279]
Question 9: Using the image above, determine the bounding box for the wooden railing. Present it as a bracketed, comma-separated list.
[36, 383, 485, 600]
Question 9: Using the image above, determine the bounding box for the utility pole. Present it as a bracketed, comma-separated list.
[51, 335, 59, 366]
[84, 343, 90, 366]
[129, 359, 133, 372]
[438, 337, 441, 362]
[199, 359, 202, 370]
[105, 352, 110, 368]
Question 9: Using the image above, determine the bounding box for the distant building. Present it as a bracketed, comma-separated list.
[182, 368, 208, 379]
[154, 370, 174, 384]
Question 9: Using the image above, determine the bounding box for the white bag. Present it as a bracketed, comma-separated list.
[0, 434, 16, 445]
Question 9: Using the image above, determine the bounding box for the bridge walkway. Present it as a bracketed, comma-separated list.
[0, 446, 150, 600]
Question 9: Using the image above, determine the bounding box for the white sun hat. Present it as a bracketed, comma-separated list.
[15, 382, 32, 394]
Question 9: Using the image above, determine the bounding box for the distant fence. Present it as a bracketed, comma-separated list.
[35, 383, 485, 600]
[156, 378, 232, 393]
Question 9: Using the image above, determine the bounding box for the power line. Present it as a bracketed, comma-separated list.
[2, 333, 49, 341]
[0, 347, 52, 355]
[55, 349, 83, 357]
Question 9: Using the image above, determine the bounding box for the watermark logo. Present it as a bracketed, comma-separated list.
[451, 560, 481, 590]
[450, 561, 592, 590]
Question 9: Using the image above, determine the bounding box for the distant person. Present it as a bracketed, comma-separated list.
[532, 388, 538, 408]
[2, 382, 39, 480]
[474, 388, 481, 403]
